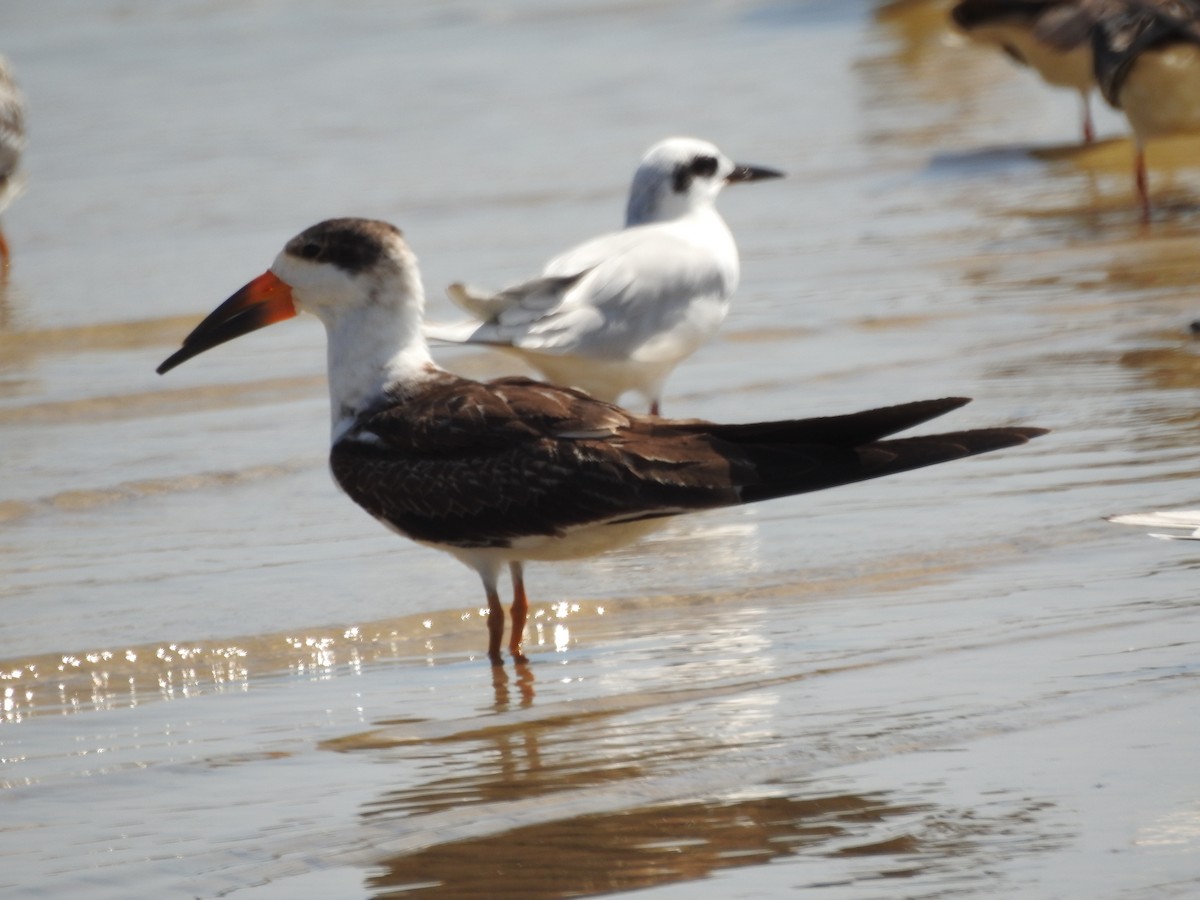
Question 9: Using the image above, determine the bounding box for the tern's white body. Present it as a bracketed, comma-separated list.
[487, 205, 737, 405]
[425, 137, 779, 412]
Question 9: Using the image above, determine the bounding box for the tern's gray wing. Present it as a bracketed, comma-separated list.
[490, 229, 734, 357]
[445, 272, 591, 322]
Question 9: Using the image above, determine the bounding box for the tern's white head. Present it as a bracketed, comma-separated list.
[624, 136, 784, 226]
[157, 218, 437, 437]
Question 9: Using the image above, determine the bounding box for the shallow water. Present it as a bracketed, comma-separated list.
[4, 0, 1200, 897]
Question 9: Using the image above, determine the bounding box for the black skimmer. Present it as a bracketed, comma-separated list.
[952, 0, 1103, 143]
[158, 218, 1047, 665]
[424, 137, 783, 416]
[1091, 0, 1200, 222]
[1108, 508, 1200, 538]
[0, 56, 24, 269]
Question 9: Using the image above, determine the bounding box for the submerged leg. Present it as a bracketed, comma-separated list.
[1135, 145, 1150, 226]
[1080, 91, 1094, 145]
[509, 561, 530, 664]
[0, 226, 9, 270]
[649, 399, 661, 417]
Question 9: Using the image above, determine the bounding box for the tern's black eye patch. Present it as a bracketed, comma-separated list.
[300, 242, 322, 260]
[690, 155, 719, 177]
[672, 154, 720, 193]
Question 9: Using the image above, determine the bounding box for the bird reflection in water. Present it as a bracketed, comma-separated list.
[492, 660, 535, 710]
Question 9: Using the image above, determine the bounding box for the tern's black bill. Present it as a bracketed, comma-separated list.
[726, 163, 785, 184]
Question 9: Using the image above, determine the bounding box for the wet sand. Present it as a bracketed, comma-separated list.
[3, 1, 1200, 897]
